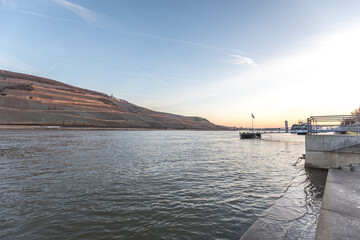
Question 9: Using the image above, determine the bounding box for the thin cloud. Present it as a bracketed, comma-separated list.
[228, 54, 257, 67]
[52, 0, 97, 25]
[0, 0, 78, 22]
[1, 0, 244, 55]
[0, 0, 18, 8]
[127, 31, 246, 54]
[0, 6, 75, 22]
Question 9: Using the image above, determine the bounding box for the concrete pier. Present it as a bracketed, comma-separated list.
[305, 135, 360, 169]
[315, 169, 360, 240]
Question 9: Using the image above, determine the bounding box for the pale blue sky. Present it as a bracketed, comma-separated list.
[1, 0, 360, 127]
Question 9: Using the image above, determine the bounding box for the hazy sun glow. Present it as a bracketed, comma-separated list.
[176, 24, 360, 128]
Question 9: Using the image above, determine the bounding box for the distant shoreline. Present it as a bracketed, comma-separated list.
[0, 125, 231, 131]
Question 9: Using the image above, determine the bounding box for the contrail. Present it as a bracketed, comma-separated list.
[127, 31, 247, 55]
[129, 64, 170, 87]
[41, 63, 59, 77]
[137, 68, 170, 87]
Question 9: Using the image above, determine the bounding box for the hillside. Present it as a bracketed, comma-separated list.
[0, 70, 224, 130]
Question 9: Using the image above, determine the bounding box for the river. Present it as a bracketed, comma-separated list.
[0, 130, 327, 239]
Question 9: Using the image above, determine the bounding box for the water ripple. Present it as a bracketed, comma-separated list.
[0, 130, 323, 239]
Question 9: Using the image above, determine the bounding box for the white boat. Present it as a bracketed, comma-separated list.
[290, 121, 308, 135]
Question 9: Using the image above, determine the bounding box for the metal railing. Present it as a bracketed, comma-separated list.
[307, 115, 360, 135]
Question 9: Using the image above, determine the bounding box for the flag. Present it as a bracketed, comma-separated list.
[251, 113, 255, 119]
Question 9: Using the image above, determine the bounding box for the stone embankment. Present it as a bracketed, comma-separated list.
[315, 167, 360, 240]
[240, 168, 327, 240]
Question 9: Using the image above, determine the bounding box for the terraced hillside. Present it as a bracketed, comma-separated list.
[0, 70, 223, 129]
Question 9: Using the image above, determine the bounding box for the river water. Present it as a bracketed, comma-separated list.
[0, 130, 327, 239]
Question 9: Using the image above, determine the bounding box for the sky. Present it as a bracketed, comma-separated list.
[1, 0, 360, 128]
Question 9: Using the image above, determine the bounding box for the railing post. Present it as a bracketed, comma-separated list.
[307, 117, 312, 135]
[357, 114, 359, 136]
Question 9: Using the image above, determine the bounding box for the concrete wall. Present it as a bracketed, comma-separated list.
[305, 135, 360, 169]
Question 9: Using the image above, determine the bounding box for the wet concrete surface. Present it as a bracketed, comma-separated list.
[316, 169, 360, 240]
[241, 167, 328, 240]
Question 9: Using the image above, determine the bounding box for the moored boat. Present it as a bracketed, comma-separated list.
[239, 113, 261, 139]
[240, 132, 261, 139]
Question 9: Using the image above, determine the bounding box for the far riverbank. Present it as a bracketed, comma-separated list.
[0, 124, 232, 131]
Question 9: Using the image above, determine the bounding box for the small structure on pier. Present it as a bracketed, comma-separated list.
[305, 115, 360, 169]
[285, 120, 289, 133]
